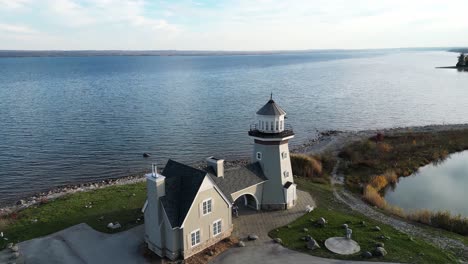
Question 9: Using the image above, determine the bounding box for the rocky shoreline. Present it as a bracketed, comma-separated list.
[2, 123, 468, 218]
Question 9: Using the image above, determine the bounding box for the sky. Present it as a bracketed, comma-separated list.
[0, 0, 467, 50]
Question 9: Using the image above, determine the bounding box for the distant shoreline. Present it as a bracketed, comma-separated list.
[0, 47, 450, 58]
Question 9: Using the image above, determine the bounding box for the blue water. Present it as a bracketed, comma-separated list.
[385, 151, 468, 216]
[1, 50, 468, 205]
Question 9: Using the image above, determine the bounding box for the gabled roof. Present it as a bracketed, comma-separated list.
[256, 99, 286, 116]
[208, 162, 268, 202]
[160, 159, 207, 228]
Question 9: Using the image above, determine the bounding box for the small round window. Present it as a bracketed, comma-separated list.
[256, 152, 262, 160]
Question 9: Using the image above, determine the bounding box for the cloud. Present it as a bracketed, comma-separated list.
[0, 0, 31, 10]
[0, 23, 37, 34]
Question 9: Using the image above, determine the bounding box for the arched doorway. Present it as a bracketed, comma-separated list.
[233, 194, 259, 212]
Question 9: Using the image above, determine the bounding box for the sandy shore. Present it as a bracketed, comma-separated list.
[2, 123, 468, 217]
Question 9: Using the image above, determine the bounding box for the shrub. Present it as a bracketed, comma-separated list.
[369, 175, 388, 191]
[383, 170, 398, 184]
[291, 154, 322, 179]
[377, 142, 393, 153]
[363, 185, 387, 208]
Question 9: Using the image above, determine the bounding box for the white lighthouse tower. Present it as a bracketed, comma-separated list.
[248, 94, 297, 210]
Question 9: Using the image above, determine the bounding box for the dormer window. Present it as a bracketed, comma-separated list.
[202, 199, 212, 215]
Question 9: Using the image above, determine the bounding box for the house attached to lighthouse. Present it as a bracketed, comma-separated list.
[143, 96, 298, 260]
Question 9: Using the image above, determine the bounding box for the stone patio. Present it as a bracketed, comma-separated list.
[232, 190, 315, 244]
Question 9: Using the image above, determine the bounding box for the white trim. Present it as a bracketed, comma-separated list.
[190, 229, 201, 247]
[202, 198, 213, 215]
[180, 174, 206, 228]
[212, 219, 222, 237]
[207, 176, 232, 208]
[251, 135, 294, 141]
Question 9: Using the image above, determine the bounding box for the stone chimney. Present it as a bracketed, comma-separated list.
[206, 157, 224, 177]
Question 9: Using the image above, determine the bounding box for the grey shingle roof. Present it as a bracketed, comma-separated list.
[208, 162, 268, 202]
[256, 99, 286, 116]
[160, 159, 207, 228]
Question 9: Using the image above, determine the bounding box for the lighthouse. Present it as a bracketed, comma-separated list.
[248, 94, 297, 210]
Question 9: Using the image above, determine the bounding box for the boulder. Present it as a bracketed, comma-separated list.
[304, 235, 313, 242]
[248, 234, 259, 241]
[238, 241, 245, 247]
[374, 247, 387, 257]
[303, 228, 309, 232]
[12, 252, 20, 259]
[375, 242, 385, 248]
[373, 226, 381, 231]
[6, 243, 13, 249]
[11, 245, 19, 252]
[143, 153, 151, 158]
[306, 239, 320, 250]
[342, 224, 348, 229]
[362, 251, 373, 258]
[317, 217, 327, 227]
[107, 222, 121, 230]
[273, 238, 283, 244]
[16, 200, 25, 206]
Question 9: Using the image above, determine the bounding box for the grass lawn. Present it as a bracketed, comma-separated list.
[0, 182, 147, 250]
[269, 178, 459, 263]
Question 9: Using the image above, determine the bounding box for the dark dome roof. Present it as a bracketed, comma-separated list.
[256, 99, 286, 116]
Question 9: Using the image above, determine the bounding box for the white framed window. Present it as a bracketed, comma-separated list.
[213, 219, 222, 236]
[266, 122, 269, 130]
[283, 171, 290, 178]
[271, 121, 274, 131]
[276, 121, 279, 130]
[202, 198, 212, 215]
[280, 121, 283, 130]
[281, 152, 288, 159]
[191, 229, 201, 247]
[256, 152, 262, 160]
[262, 121, 264, 130]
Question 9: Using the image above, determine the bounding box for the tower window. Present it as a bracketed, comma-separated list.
[282, 152, 288, 159]
[266, 122, 269, 130]
[271, 121, 274, 131]
[256, 152, 262, 160]
[280, 121, 283, 130]
[276, 121, 279, 130]
[283, 171, 290, 178]
[262, 121, 264, 130]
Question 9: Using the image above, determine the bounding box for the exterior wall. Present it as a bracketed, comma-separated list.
[181, 180, 232, 259]
[144, 174, 166, 255]
[253, 140, 294, 209]
[230, 183, 264, 210]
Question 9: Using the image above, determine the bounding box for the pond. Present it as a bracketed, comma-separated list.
[385, 150, 468, 217]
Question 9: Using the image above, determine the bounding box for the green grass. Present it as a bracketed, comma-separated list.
[0, 182, 147, 249]
[269, 178, 458, 263]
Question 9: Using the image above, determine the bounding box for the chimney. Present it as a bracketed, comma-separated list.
[206, 156, 224, 177]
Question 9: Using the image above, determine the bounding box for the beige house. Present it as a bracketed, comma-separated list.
[143, 97, 298, 260]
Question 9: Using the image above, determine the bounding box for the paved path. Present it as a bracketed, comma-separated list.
[232, 190, 315, 244]
[210, 241, 396, 264]
[0, 223, 161, 264]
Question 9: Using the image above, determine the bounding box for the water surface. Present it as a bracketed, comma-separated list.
[1, 50, 468, 205]
[385, 151, 468, 216]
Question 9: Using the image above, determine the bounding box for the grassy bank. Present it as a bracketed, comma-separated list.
[290, 153, 335, 184]
[339, 129, 468, 236]
[0, 182, 147, 250]
[269, 178, 458, 263]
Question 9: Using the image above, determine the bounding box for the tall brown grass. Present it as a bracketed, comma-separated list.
[291, 154, 322, 178]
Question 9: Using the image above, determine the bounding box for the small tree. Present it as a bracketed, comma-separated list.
[457, 53, 465, 67]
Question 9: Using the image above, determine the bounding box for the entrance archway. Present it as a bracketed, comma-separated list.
[233, 193, 259, 211]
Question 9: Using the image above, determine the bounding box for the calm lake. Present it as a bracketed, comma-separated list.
[1, 50, 468, 205]
[385, 151, 468, 217]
